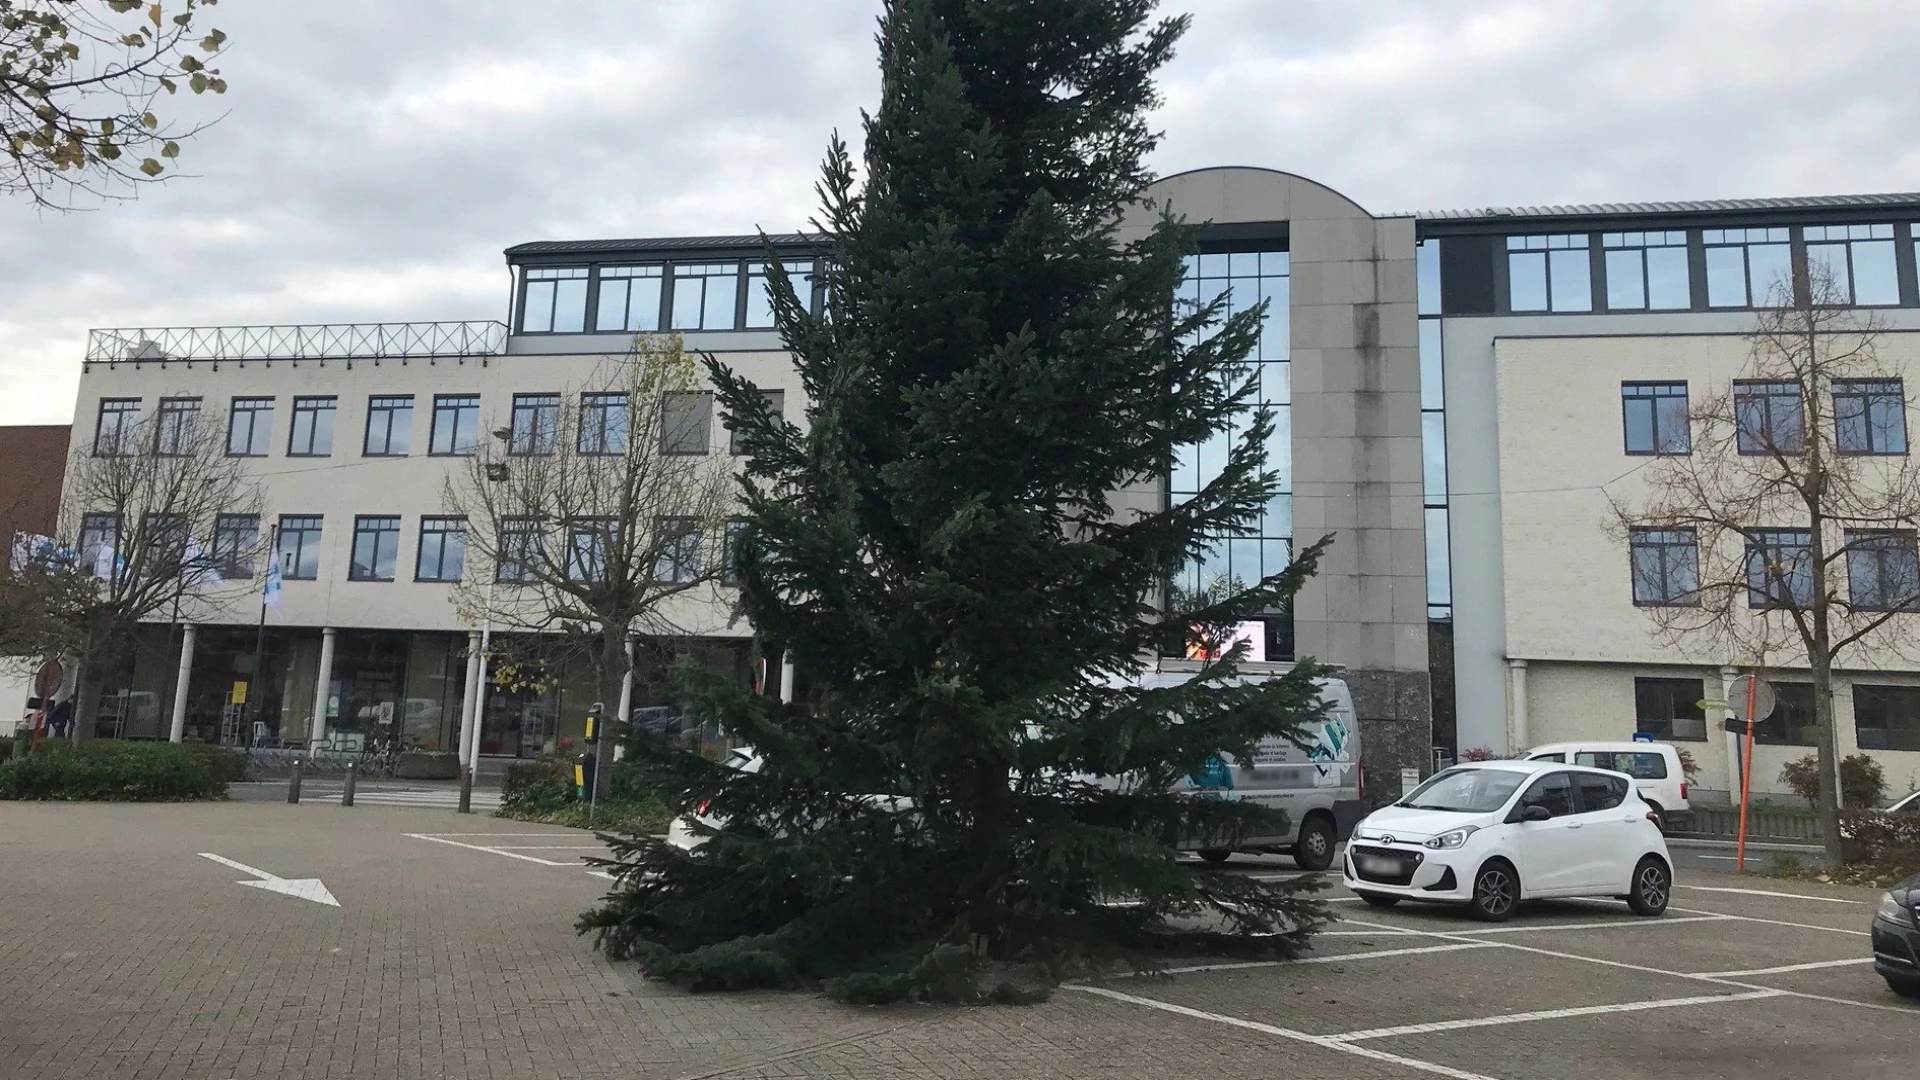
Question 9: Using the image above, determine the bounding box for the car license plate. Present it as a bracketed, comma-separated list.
[1358, 855, 1400, 876]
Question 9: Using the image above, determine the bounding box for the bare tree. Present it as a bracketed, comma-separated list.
[1610, 266, 1920, 864]
[445, 333, 739, 749]
[1, 0, 229, 208]
[29, 396, 261, 738]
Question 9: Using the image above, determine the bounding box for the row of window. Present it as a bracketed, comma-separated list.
[1634, 675, 1920, 751]
[1629, 525, 1920, 610]
[92, 391, 782, 460]
[78, 511, 748, 587]
[519, 259, 819, 335]
[1507, 222, 1909, 313]
[1620, 378, 1907, 456]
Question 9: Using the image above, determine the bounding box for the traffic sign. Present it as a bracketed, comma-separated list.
[1727, 675, 1776, 721]
[1631, 732, 1653, 743]
[1695, 698, 1728, 711]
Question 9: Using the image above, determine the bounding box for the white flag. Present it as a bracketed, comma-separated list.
[92, 541, 119, 581]
[9, 532, 55, 573]
[183, 537, 224, 588]
[263, 553, 283, 613]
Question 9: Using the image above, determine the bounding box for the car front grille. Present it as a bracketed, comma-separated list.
[1349, 844, 1423, 886]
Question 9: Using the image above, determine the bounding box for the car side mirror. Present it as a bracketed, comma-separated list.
[1521, 804, 1552, 822]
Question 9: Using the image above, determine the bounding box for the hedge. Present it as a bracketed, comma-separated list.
[0, 740, 240, 801]
[1840, 810, 1920, 877]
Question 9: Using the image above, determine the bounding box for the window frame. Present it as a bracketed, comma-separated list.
[668, 262, 743, 331]
[1832, 378, 1907, 455]
[1852, 683, 1920, 752]
[519, 266, 590, 334]
[578, 391, 629, 455]
[414, 516, 468, 583]
[211, 513, 260, 579]
[1752, 681, 1821, 746]
[428, 394, 481, 457]
[1745, 527, 1815, 609]
[79, 511, 120, 571]
[225, 396, 274, 457]
[593, 264, 665, 333]
[276, 514, 324, 581]
[653, 517, 703, 584]
[729, 390, 785, 456]
[287, 395, 337, 457]
[660, 391, 713, 456]
[93, 398, 141, 456]
[1803, 223, 1900, 307]
[508, 392, 561, 456]
[1703, 227, 1793, 309]
[496, 518, 544, 584]
[1629, 527, 1699, 607]
[153, 396, 202, 457]
[565, 517, 616, 583]
[1844, 529, 1920, 613]
[348, 515, 402, 582]
[1505, 233, 1593, 314]
[1620, 381, 1690, 455]
[1633, 676, 1708, 742]
[362, 395, 414, 457]
[1733, 380, 1805, 456]
[721, 518, 749, 587]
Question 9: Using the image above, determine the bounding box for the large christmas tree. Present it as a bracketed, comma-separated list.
[581, 0, 1334, 1002]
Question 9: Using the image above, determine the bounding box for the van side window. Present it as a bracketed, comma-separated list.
[1619, 752, 1668, 779]
[1575, 772, 1627, 811]
[1574, 751, 1611, 769]
[1533, 753, 1565, 763]
[1519, 772, 1575, 817]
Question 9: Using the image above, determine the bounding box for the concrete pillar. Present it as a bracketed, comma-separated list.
[457, 631, 482, 765]
[311, 627, 336, 749]
[612, 637, 636, 761]
[779, 650, 796, 704]
[1507, 659, 1529, 753]
[469, 624, 492, 774]
[167, 624, 197, 743]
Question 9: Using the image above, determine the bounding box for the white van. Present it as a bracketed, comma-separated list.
[1522, 741, 1688, 831]
[1109, 661, 1366, 871]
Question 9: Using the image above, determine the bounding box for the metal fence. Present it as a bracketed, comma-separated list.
[85, 321, 508, 363]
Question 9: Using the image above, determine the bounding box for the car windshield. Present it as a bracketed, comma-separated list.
[1396, 768, 1528, 813]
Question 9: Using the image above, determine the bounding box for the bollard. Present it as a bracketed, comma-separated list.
[287, 758, 304, 804]
[342, 762, 357, 807]
[457, 767, 473, 815]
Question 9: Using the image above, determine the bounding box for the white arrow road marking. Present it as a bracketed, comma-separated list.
[198, 852, 340, 907]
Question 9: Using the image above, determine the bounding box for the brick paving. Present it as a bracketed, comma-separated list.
[0, 800, 1911, 1079]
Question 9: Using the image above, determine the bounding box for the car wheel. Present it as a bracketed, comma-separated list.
[1198, 849, 1232, 865]
[1291, 814, 1337, 872]
[1359, 892, 1401, 909]
[1469, 860, 1519, 922]
[1887, 976, 1920, 1000]
[1626, 855, 1671, 917]
[1644, 801, 1667, 835]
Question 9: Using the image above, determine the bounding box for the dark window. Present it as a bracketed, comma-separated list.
[211, 513, 260, 579]
[349, 516, 400, 581]
[669, 262, 741, 330]
[363, 395, 413, 456]
[1853, 684, 1920, 752]
[1804, 224, 1899, 306]
[566, 518, 615, 583]
[430, 395, 480, 456]
[154, 397, 201, 456]
[1602, 231, 1690, 310]
[1746, 528, 1814, 608]
[497, 518, 543, 583]
[1634, 677, 1707, 741]
[661, 391, 712, 455]
[1506, 234, 1591, 313]
[721, 519, 749, 586]
[1518, 771, 1575, 817]
[288, 396, 336, 457]
[654, 517, 702, 583]
[1734, 381, 1804, 454]
[226, 397, 273, 456]
[729, 390, 785, 455]
[1833, 379, 1906, 454]
[1622, 382, 1690, 454]
[415, 516, 467, 582]
[1629, 528, 1698, 606]
[1704, 227, 1793, 308]
[594, 265, 663, 332]
[1845, 529, 1920, 611]
[521, 267, 588, 333]
[509, 393, 560, 456]
[1532, 753, 1566, 763]
[1574, 750, 1668, 779]
[277, 515, 323, 580]
[744, 261, 816, 328]
[79, 512, 119, 572]
[93, 398, 141, 456]
[1753, 681, 1820, 746]
[578, 392, 629, 455]
[1574, 772, 1629, 812]
[140, 512, 188, 578]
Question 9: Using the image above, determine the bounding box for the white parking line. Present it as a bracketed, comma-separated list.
[1144, 942, 1491, 977]
[1670, 905, 1871, 937]
[1449, 915, 1726, 936]
[1699, 958, 1877, 978]
[1069, 985, 1503, 1080]
[1677, 885, 1866, 905]
[406, 833, 578, 866]
[1323, 990, 1784, 1042]
[487, 845, 607, 851]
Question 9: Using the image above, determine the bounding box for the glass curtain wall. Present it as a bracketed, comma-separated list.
[1171, 250, 1292, 656]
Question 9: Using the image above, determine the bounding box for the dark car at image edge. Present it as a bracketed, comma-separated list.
[1872, 871, 1920, 1000]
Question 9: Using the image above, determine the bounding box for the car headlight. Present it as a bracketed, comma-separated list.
[1877, 892, 1916, 927]
[1423, 826, 1480, 850]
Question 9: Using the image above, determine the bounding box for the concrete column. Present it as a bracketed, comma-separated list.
[456, 631, 482, 766]
[612, 637, 636, 761]
[1506, 659, 1529, 753]
[779, 650, 796, 704]
[469, 624, 492, 774]
[310, 627, 337, 749]
[167, 624, 197, 744]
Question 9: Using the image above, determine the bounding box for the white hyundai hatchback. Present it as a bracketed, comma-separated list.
[1343, 760, 1672, 922]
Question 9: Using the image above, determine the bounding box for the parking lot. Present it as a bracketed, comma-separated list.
[1, 801, 1911, 1080]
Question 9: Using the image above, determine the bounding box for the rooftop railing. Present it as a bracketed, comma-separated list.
[85, 321, 509, 363]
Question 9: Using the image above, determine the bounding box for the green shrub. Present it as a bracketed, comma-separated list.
[1780, 753, 1887, 809]
[1839, 810, 1920, 880]
[501, 759, 574, 813]
[0, 740, 232, 801]
[181, 742, 250, 784]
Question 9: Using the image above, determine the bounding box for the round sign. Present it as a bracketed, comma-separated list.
[1727, 675, 1777, 721]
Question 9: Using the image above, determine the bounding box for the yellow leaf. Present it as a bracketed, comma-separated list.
[139, 158, 163, 177]
[148, 4, 162, 29]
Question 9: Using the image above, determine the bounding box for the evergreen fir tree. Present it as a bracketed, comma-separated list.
[581, 0, 1335, 1002]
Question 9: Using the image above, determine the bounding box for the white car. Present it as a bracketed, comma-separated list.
[1890, 789, 1919, 814]
[1343, 759, 1672, 922]
[665, 747, 762, 852]
[1522, 741, 1689, 832]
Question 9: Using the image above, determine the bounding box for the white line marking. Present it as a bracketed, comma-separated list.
[1321, 929, 1419, 937]
[1694, 855, 1737, 861]
[1670, 906, 1871, 937]
[405, 833, 576, 866]
[1143, 942, 1492, 976]
[1677, 885, 1865, 905]
[1324, 990, 1784, 1042]
[1449, 916, 1726, 936]
[486, 845, 606, 851]
[1070, 985, 1503, 1080]
[1699, 958, 1877, 978]
[586, 869, 616, 880]
[197, 852, 339, 907]
[411, 832, 577, 837]
[199, 852, 272, 878]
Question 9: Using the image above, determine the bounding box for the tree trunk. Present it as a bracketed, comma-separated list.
[592, 629, 631, 798]
[72, 661, 105, 742]
[1807, 651, 1845, 866]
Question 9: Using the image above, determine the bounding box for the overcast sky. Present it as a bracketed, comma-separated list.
[5, 0, 1918, 425]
